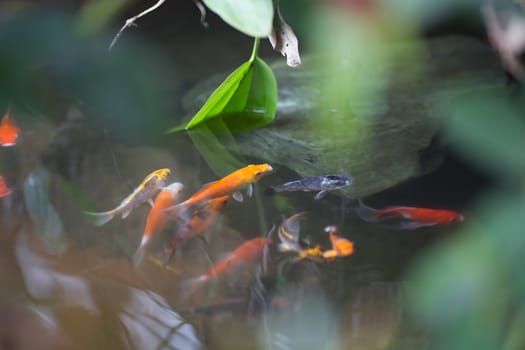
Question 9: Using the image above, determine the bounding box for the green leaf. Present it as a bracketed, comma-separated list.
[203, 0, 273, 37]
[168, 53, 277, 133]
[245, 56, 277, 119]
[184, 61, 252, 130]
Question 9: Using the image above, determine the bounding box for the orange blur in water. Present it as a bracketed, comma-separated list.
[0, 112, 21, 147]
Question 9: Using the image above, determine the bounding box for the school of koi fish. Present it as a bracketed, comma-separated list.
[0, 109, 464, 302]
[82, 163, 463, 297]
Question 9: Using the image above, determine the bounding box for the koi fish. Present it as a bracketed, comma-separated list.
[297, 245, 325, 261]
[84, 168, 171, 226]
[133, 182, 184, 266]
[355, 200, 464, 230]
[267, 175, 352, 200]
[182, 237, 271, 297]
[0, 176, 12, 198]
[165, 164, 272, 218]
[278, 212, 306, 253]
[165, 195, 230, 258]
[0, 112, 21, 147]
[277, 213, 327, 261]
[322, 225, 354, 260]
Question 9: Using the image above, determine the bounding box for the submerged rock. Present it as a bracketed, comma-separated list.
[183, 37, 505, 198]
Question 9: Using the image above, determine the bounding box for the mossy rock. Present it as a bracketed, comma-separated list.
[183, 36, 505, 198]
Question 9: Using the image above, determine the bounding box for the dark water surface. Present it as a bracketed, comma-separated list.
[0, 3, 493, 350]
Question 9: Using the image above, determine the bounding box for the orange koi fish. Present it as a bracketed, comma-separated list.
[0, 112, 21, 147]
[166, 195, 230, 257]
[165, 164, 273, 218]
[356, 200, 464, 229]
[133, 182, 184, 266]
[322, 225, 354, 260]
[0, 176, 12, 198]
[85, 168, 171, 226]
[185, 237, 271, 291]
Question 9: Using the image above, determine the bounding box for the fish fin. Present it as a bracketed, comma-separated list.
[386, 220, 437, 230]
[148, 199, 155, 208]
[121, 209, 132, 219]
[233, 191, 243, 202]
[84, 211, 114, 226]
[278, 242, 301, 253]
[132, 235, 151, 267]
[314, 190, 328, 200]
[354, 200, 379, 222]
[246, 184, 253, 198]
[282, 212, 305, 240]
[163, 203, 189, 221]
[178, 276, 208, 303]
[132, 247, 147, 268]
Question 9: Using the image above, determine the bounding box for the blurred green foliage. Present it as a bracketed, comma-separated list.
[0, 10, 174, 143]
[407, 82, 525, 349]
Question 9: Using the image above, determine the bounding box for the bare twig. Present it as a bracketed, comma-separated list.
[109, 0, 167, 51]
[192, 0, 209, 28]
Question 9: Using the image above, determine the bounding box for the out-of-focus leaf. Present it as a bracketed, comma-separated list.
[386, 0, 480, 28]
[438, 89, 525, 176]
[0, 13, 174, 142]
[203, 0, 273, 37]
[23, 170, 66, 254]
[407, 227, 509, 350]
[76, 0, 128, 35]
[407, 192, 525, 349]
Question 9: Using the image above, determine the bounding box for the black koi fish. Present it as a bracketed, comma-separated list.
[267, 175, 352, 200]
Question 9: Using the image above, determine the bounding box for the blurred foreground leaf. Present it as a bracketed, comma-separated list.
[23, 170, 66, 254]
[0, 12, 173, 142]
[439, 89, 525, 177]
[203, 0, 273, 37]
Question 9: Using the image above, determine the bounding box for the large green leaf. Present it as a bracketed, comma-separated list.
[186, 61, 252, 130]
[203, 0, 273, 37]
[167, 53, 277, 133]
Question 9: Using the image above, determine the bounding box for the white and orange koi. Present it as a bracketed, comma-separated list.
[85, 168, 171, 226]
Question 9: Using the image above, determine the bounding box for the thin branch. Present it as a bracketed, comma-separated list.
[109, 0, 167, 51]
[192, 0, 209, 28]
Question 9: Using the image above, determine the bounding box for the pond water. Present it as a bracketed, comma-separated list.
[0, 3, 496, 350]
